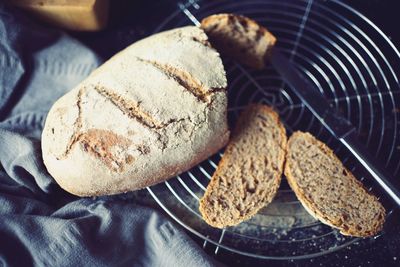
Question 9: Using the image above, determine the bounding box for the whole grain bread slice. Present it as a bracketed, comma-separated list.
[201, 13, 276, 69]
[285, 131, 386, 237]
[199, 104, 287, 228]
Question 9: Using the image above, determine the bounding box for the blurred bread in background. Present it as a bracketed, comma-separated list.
[4, 0, 109, 31]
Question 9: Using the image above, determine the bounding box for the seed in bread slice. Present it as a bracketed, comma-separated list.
[285, 131, 386, 237]
[199, 104, 287, 228]
[201, 13, 276, 69]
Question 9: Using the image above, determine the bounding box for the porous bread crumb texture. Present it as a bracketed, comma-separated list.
[285, 132, 386, 237]
[199, 104, 287, 228]
[201, 13, 276, 69]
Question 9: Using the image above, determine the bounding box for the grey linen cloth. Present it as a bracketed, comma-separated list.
[0, 4, 220, 267]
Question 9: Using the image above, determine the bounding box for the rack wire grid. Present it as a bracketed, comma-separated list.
[147, 0, 400, 260]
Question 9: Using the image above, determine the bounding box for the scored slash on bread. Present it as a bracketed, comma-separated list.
[285, 132, 386, 237]
[201, 13, 276, 69]
[199, 104, 287, 228]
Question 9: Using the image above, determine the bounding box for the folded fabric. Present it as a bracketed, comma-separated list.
[0, 3, 221, 266]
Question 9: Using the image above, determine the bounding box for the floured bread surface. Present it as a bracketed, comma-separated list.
[199, 105, 287, 228]
[201, 13, 276, 69]
[285, 132, 386, 237]
[42, 26, 229, 196]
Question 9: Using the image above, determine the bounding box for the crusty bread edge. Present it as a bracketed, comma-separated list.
[284, 131, 386, 237]
[200, 13, 277, 70]
[201, 13, 277, 45]
[199, 105, 287, 228]
[59, 130, 229, 197]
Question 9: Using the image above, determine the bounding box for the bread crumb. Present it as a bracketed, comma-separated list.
[199, 104, 286, 228]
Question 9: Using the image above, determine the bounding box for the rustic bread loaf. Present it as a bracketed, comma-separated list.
[201, 13, 276, 69]
[199, 105, 287, 228]
[41, 26, 229, 196]
[285, 131, 386, 237]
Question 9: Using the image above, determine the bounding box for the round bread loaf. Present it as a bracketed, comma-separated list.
[41, 26, 229, 196]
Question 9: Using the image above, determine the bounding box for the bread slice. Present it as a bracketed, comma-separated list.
[201, 13, 276, 69]
[199, 104, 287, 228]
[285, 132, 386, 237]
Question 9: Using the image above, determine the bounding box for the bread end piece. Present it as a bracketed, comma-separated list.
[201, 13, 276, 69]
[200, 104, 287, 228]
[285, 131, 386, 237]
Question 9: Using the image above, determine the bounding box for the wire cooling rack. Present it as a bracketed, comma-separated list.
[147, 0, 400, 260]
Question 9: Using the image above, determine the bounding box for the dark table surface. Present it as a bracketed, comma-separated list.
[41, 0, 400, 266]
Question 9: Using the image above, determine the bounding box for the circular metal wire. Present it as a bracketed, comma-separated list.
[147, 0, 400, 260]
